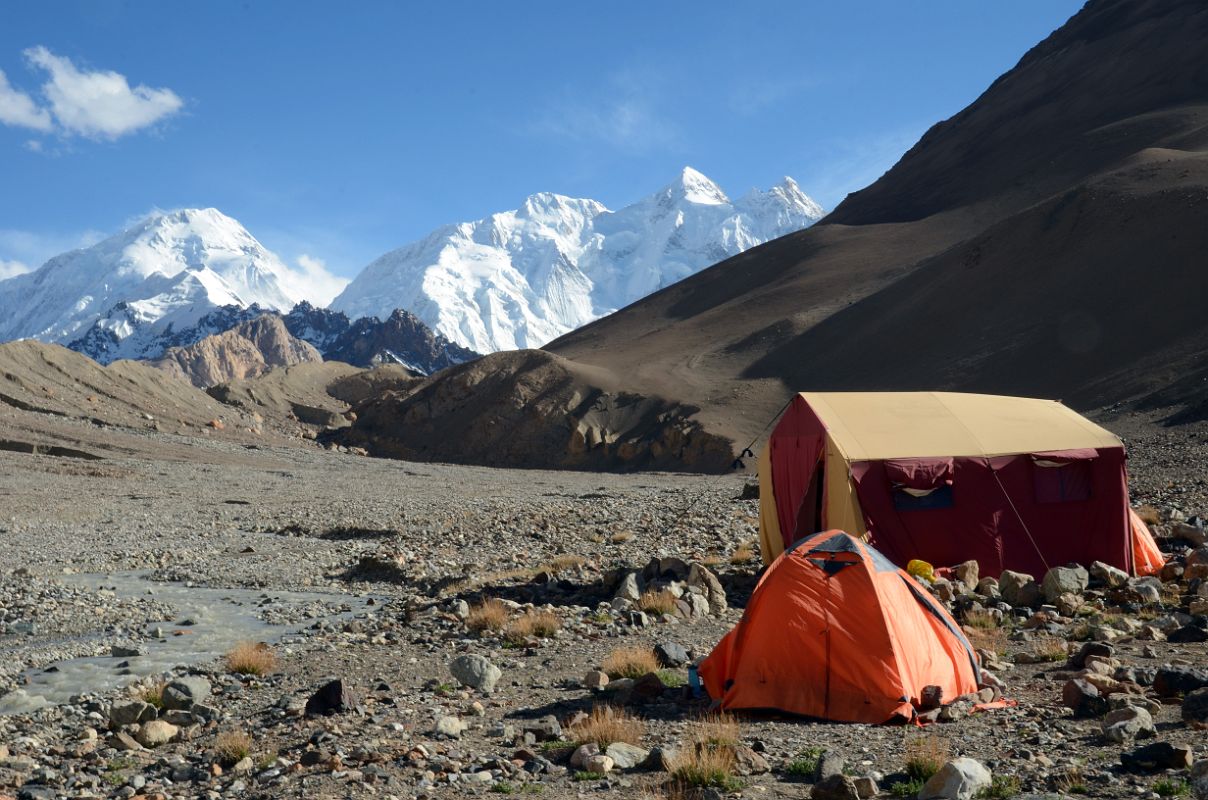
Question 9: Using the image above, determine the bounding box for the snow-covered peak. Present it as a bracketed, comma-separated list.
[332, 168, 825, 353]
[0, 208, 324, 363]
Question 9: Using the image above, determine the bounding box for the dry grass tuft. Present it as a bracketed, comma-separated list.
[691, 712, 741, 747]
[700, 554, 724, 568]
[566, 704, 646, 748]
[638, 589, 679, 616]
[503, 609, 561, 643]
[1055, 765, 1088, 795]
[466, 598, 510, 633]
[213, 729, 253, 766]
[601, 645, 661, 679]
[610, 531, 635, 544]
[904, 732, 951, 781]
[544, 554, 587, 573]
[225, 641, 276, 676]
[668, 719, 743, 792]
[137, 680, 167, 710]
[963, 607, 1000, 629]
[729, 543, 757, 565]
[1032, 635, 1070, 663]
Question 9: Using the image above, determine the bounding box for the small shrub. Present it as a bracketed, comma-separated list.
[657, 669, 687, 688]
[503, 609, 561, 643]
[572, 770, 597, 782]
[1031, 636, 1069, 663]
[963, 607, 999, 629]
[213, 730, 252, 766]
[1154, 778, 1190, 798]
[1135, 505, 1161, 526]
[730, 543, 756, 564]
[1056, 765, 1088, 795]
[976, 774, 1021, 799]
[601, 645, 660, 679]
[565, 704, 645, 748]
[137, 681, 167, 710]
[638, 589, 679, 616]
[784, 747, 825, 777]
[890, 778, 925, 798]
[225, 641, 276, 676]
[692, 712, 741, 747]
[466, 599, 510, 632]
[491, 782, 516, 794]
[904, 733, 950, 781]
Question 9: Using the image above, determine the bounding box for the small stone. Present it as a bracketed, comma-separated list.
[732, 744, 770, 775]
[111, 645, 144, 658]
[585, 754, 614, 775]
[304, 679, 358, 716]
[919, 757, 992, 800]
[605, 742, 649, 769]
[1062, 678, 1108, 717]
[811, 774, 860, 800]
[110, 700, 156, 728]
[1041, 565, 1089, 603]
[1182, 687, 1208, 728]
[135, 719, 178, 747]
[570, 743, 599, 769]
[1089, 560, 1129, 588]
[106, 731, 143, 751]
[654, 641, 690, 667]
[583, 670, 610, 691]
[162, 676, 211, 711]
[999, 571, 1041, 607]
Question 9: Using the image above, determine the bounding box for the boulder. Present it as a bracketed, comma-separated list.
[999, 571, 1041, 607]
[1173, 519, 1208, 546]
[135, 719, 178, 748]
[304, 679, 358, 716]
[1121, 742, 1194, 773]
[810, 774, 860, 800]
[919, 757, 992, 800]
[1190, 759, 1208, 800]
[1062, 678, 1109, 717]
[1069, 641, 1114, 669]
[654, 641, 690, 667]
[605, 742, 649, 770]
[109, 700, 156, 728]
[570, 743, 599, 769]
[1154, 666, 1208, 698]
[614, 572, 642, 602]
[975, 577, 1000, 599]
[583, 670, 609, 691]
[1089, 560, 1129, 589]
[732, 744, 771, 775]
[585, 754, 614, 774]
[1041, 565, 1089, 603]
[952, 560, 979, 590]
[1101, 706, 1154, 742]
[1182, 687, 1208, 729]
[449, 654, 502, 694]
[162, 676, 212, 711]
[521, 715, 562, 741]
[687, 563, 727, 614]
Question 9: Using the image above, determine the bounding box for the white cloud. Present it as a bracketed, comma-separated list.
[283, 254, 349, 306]
[0, 258, 31, 281]
[530, 69, 680, 153]
[0, 227, 103, 272]
[0, 68, 52, 131]
[7, 46, 183, 141]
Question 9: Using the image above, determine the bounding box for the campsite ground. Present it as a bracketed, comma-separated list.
[0, 409, 1205, 799]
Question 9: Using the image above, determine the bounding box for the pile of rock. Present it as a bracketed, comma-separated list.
[607, 557, 727, 623]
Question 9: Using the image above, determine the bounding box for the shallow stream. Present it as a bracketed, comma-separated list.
[0, 571, 375, 715]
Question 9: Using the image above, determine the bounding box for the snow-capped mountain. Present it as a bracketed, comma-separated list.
[0, 208, 321, 363]
[331, 167, 825, 353]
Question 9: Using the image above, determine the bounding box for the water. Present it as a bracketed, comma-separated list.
[0, 572, 377, 715]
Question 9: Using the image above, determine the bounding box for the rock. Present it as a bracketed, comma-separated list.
[655, 641, 690, 667]
[810, 774, 860, 800]
[919, 758, 992, 800]
[614, 572, 642, 602]
[1062, 678, 1109, 717]
[1154, 666, 1208, 697]
[570, 743, 599, 769]
[1190, 760, 1208, 800]
[852, 776, 878, 799]
[106, 731, 143, 751]
[999, 571, 1041, 607]
[162, 676, 211, 711]
[1101, 706, 1154, 742]
[952, 560, 979, 590]
[1121, 742, 1194, 773]
[1128, 577, 1163, 604]
[449, 654, 502, 693]
[632, 671, 667, 699]
[1183, 687, 1208, 729]
[111, 645, 144, 658]
[1170, 623, 1208, 643]
[135, 719, 178, 747]
[521, 715, 562, 741]
[432, 715, 466, 738]
[975, 577, 1000, 598]
[1173, 519, 1208, 546]
[732, 744, 770, 775]
[109, 700, 156, 727]
[304, 679, 358, 716]
[1041, 565, 1089, 603]
[1069, 641, 1114, 669]
[605, 742, 649, 769]
[583, 670, 609, 690]
[642, 746, 675, 772]
[932, 578, 956, 603]
[687, 563, 727, 614]
[585, 754, 614, 775]
[816, 750, 845, 781]
[233, 756, 254, 773]
[1088, 560, 1129, 588]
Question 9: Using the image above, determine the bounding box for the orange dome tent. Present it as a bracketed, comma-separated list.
[699, 530, 980, 723]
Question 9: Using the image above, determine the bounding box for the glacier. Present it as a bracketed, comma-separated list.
[330, 167, 824, 353]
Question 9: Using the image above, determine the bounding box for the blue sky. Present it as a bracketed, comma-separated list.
[1, 1, 1083, 296]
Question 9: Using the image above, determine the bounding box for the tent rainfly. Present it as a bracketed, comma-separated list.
[757, 392, 1164, 578]
[700, 530, 981, 723]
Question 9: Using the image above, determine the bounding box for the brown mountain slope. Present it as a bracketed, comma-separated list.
[339, 0, 1208, 470]
[148, 315, 321, 388]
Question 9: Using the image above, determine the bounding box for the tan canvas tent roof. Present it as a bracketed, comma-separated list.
[800, 391, 1121, 461]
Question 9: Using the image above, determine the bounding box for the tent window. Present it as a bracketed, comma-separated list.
[1033, 460, 1092, 503]
[892, 484, 953, 511]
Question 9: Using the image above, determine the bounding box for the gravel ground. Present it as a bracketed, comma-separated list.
[0, 410, 1204, 800]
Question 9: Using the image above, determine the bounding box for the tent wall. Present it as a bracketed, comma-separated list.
[757, 446, 785, 563]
